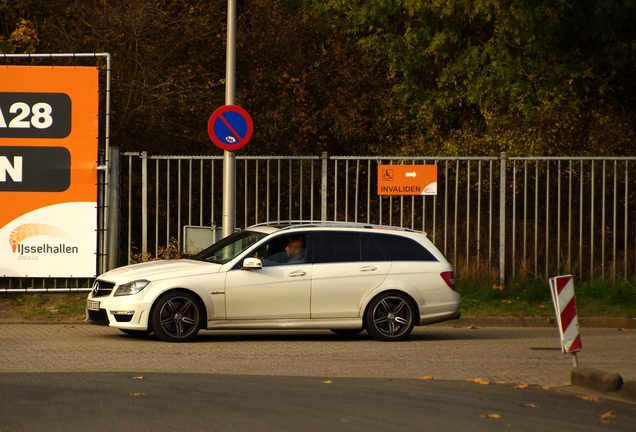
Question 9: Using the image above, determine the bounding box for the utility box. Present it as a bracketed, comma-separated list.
[182, 226, 223, 255]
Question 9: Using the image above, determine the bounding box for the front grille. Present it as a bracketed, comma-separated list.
[91, 280, 115, 297]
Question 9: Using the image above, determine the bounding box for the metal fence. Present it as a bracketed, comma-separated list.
[119, 152, 636, 283]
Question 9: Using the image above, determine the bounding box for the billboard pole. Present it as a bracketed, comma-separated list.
[222, 0, 237, 238]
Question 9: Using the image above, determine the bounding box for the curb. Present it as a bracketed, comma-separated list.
[571, 367, 636, 403]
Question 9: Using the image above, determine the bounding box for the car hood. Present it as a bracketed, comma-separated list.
[98, 259, 223, 284]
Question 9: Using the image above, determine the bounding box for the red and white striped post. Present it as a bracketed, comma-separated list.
[549, 275, 583, 367]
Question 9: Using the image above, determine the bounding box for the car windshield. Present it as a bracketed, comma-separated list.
[192, 230, 268, 264]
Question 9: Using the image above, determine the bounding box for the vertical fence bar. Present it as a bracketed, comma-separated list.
[489, 160, 493, 272]
[466, 160, 471, 271]
[333, 160, 338, 221]
[601, 161, 607, 279]
[141, 151, 148, 256]
[545, 161, 550, 278]
[454, 160, 459, 268]
[625, 161, 629, 279]
[512, 160, 517, 279]
[534, 161, 539, 276]
[613, 160, 617, 281]
[476, 161, 482, 275]
[567, 161, 572, 274]
[557, 160, 562, 274]
[579, 160, 584, 278]
[523, 160, 528, 274]
[499, 152, 507, 284]
[155, 159, 159, 257]
[266, 160, 271, 223]
[321, 153, 328, 221]
[166, 160, 170, 253]
[591, 161, 595, 279]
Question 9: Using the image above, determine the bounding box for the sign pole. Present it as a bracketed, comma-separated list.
[222, 0, 237, 238]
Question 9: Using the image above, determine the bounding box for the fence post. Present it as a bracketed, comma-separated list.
[321, 152, 328, 221]
[499, 152, 507, 284]
[107, 147, 120, 271]
[141, 151, 148, 257]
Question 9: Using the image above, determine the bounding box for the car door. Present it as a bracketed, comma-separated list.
[310, 231, 390, 318]
[224, 233, 311, 320]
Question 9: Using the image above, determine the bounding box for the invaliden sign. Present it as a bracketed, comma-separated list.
[377, 164, 438, 196]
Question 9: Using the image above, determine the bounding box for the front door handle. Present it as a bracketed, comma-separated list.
[289, 270, 307, 277]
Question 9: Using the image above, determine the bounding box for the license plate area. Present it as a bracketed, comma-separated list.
[86, 300, 100, 311]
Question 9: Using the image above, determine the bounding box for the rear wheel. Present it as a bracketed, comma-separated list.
[151, 291, 203, 342]
[364, 292, 415, 341]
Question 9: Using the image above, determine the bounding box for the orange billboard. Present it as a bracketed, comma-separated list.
[0, 66, 99, 277]
[377, 164, 438, 196]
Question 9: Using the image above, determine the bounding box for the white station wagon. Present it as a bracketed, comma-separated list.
[86, 222, 461, 342]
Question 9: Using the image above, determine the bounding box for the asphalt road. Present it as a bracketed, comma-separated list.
[1, 324, 635, 431]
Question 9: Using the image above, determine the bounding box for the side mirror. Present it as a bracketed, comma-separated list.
[242, 257, 262, 270]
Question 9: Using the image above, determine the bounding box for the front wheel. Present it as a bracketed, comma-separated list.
[364, 292, 415, 341]
[151, 291, 203, 342]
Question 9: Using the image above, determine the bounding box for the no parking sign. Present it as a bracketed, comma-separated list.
[207, 105, 253, 151]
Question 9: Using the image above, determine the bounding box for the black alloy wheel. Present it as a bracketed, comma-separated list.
[364, 292, 415, 341]
[151, 291, 203, 342]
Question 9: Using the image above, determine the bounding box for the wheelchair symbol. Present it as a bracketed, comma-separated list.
[382, 169, 394, 181]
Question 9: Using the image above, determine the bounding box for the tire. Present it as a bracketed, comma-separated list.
[120, 329, 151, 337]
[364, 292, 415, 341]
[330, 328, 363, 338]
[151, 291, 203, 342]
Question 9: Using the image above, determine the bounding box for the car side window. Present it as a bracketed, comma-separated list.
[360, 233, 387, 261]
[373, 233, 438, 262]
[313, 232, 358, 263]
[253, 234, 308, 266]
[313, 231, 385, 263]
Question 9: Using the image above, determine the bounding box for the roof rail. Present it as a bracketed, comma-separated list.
[248, 220, 420, 233]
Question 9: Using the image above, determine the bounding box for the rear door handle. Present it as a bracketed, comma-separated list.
[289, 270, 307, 277]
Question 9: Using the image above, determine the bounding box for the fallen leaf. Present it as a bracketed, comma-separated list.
[321, 380, 333, 384]
[479, 414, 501, 419]
[618, 328, 628, 332]
[492, 284, 505, 291]
[501, 299, 512, 304]
[133, 376, 145, 380]
[542, 386, 552, 391]
[130, 392, 146, 397]
[600, 411, 616, 420]
[467, 324, 478, 329]
[522, 403, 537, 408]
[468, 378, 491, 385]
[64, 325, 74, 329]
[581, 395, 599, 402]
[514, 384, 529, 389]
[419, 375, 434, 380]
[537, 305, 545, 308]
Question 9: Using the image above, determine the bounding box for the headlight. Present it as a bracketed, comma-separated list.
[114, 280, 150, 296]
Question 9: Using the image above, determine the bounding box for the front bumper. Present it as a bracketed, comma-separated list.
[85, 295, 152, 330]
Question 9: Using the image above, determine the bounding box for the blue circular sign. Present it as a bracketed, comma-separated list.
[207, 105, 253, 151]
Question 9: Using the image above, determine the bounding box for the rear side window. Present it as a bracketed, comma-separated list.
[374, 233, 438, 262]
[312, 231, 386, 263]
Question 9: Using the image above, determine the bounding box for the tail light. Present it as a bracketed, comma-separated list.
[441, 271, 456, 291]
